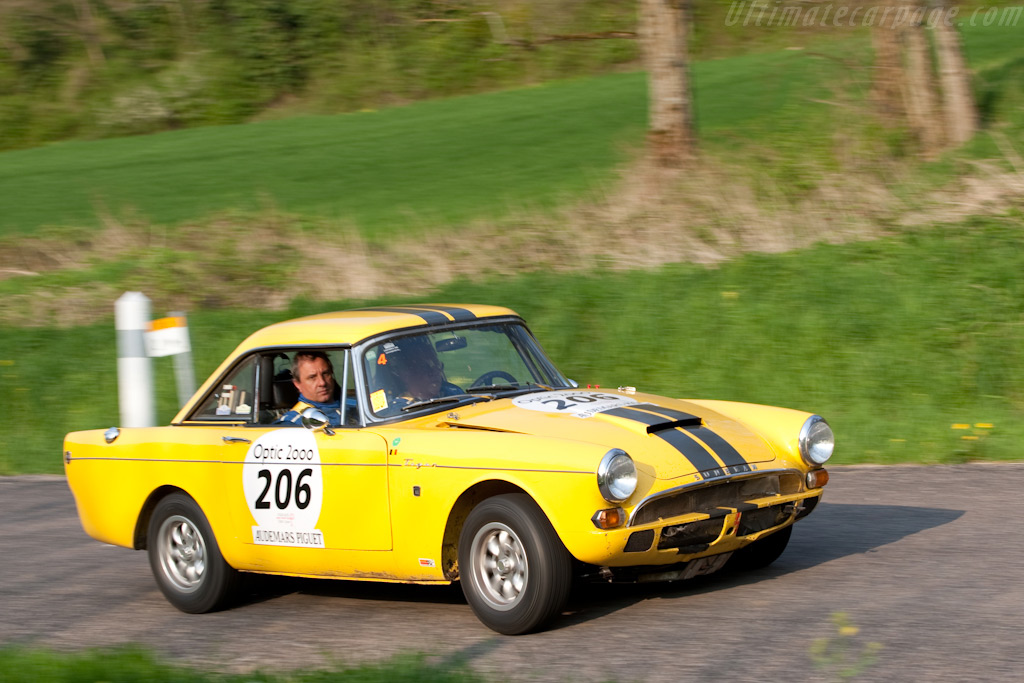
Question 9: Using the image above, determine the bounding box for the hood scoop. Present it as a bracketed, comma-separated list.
[645, 416, 703, 433]
[602, 404, 703, 433]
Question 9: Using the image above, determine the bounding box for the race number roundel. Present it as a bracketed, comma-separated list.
[242, 429, 325, 548]
[512, 389, 638, 418]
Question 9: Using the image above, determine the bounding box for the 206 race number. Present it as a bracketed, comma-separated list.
[242, 430, 325, 548]
[512, 390, 638, 418]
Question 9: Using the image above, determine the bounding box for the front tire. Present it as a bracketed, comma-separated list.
[147, 493, 238, 613]
[726, 524, 793, 572]
[458, 494, 571, 635]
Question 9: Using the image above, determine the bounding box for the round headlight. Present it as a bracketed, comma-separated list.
[799, 415, 834, 466]
[597, 449, 637, 503]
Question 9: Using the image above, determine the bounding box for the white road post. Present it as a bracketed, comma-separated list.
[168, 311, 196, 407]
[115, 292, 156, 427]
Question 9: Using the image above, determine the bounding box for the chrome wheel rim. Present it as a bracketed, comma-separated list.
[470, 522, 528, 611]
[156, 514, 207, 593]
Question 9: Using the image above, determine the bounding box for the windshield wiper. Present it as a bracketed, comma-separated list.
[465, 382, 551, 394]
[466, 384, 516, 393]
[400, 394, 491, 412]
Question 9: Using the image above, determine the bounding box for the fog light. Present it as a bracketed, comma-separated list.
[591, 507, 626, 529]
[805, 468, 829, 489]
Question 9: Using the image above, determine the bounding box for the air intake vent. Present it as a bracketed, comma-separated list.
[624, 530, 655, 553]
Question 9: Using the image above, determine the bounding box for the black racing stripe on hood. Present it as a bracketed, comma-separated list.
[357, 307, 449, 325]
[603, 404, 701, 430]
[603, 406, 722, 473]
[630, 404, 702, 423]
[688, 427, 748, 468]
[655, 429, 724, 473]
[603, 405, 669, 425]
[639, 405, 749, 469]
[400, 305, 477, 322]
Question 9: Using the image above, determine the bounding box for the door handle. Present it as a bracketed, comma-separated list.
[222, 436, 252, 444]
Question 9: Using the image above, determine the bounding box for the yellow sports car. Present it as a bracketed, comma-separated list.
[64, 304, 833, 634]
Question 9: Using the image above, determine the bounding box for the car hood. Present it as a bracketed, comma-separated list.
[438, 389, 779, 481]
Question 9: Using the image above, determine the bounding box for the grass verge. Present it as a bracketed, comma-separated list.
[2, 217, 1022, 475]
[0, 646, 483, 682]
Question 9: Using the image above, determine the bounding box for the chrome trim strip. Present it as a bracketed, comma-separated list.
[397, 464, 590, 475]
[627, 467, 804, 526]
[64, 456, 589, 475]
[64, 457, 387, 466]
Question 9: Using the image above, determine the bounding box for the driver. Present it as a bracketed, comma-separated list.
[277, 351, 344, 426]
[376, 336, 462, 411]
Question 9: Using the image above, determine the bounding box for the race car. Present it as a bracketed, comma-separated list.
[64, 303, 834, 634]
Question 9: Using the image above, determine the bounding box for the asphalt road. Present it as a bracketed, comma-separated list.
[2, 464, 1023, 682]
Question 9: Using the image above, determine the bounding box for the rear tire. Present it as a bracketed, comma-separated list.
[727, 524, 793, 572]
[459, 494, 571, 635]
[147, 493, 238, 613]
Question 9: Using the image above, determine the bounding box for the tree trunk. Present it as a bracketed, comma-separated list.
[903, 20, 944, 155]
[71, 0, 106, 66]
[639, 0, 695, 166]
[932, 4, 977, 146]
[870, 22, 906, 125]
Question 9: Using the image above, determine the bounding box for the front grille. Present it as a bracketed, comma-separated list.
[632, 472, 803, 526]
[736, 503, 791, 535]
[656, 517, 725, 551]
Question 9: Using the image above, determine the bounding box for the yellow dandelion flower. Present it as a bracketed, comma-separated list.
[974, 423, 993, 429]
[951, 424, 970, 430]
[839, 626, 860, 636]
[961, 435, 979, 441]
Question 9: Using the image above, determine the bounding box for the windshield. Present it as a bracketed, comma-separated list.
[360, 322, 569, 418]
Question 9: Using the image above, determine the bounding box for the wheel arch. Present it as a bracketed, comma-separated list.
[133, 485, 191, 550]
[441, 479, 531, 580]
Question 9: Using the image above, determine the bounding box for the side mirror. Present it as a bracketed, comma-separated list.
[301, 407, 335, 435]
[567, 378, 579, 388]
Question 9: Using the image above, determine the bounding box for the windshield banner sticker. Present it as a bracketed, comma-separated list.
[513, 390, 639, 418]
[243, 429, 325, 548]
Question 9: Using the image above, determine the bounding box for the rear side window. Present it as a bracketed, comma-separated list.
[192, 357, 257, 422]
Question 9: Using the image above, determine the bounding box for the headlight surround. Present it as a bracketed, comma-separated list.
[597, 449, 637, 503]
[799, 415, 834, 466]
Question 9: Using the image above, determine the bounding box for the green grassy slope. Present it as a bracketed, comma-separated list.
[0, 42, 848, 240]
[3, 25, 1021, 243]
[0, 74, 646, 240]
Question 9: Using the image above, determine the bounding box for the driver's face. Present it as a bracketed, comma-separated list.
[293, 357, 335, 403]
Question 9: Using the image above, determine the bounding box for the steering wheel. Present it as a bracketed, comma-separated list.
[470, 370, 518, 389]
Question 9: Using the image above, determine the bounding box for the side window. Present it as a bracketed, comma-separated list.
[256, 349, 357, 427]
[192, 357, 257, 422]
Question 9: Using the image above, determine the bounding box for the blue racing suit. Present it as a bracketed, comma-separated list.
[276, 393, 344, 427]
